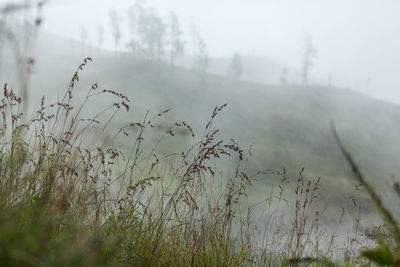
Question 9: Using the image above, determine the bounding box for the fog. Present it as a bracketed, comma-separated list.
[39, 0, 400, 103]
[2, 0, 400, 261]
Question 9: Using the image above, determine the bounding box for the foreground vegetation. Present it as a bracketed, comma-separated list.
[0, 57, 399, 266]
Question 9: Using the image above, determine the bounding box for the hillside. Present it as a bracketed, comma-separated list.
[179, 54, 305, 85]
[2, 33, 400, 206]
[23, 51, 400, 185]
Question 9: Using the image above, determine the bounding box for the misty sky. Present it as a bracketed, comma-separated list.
[28, 0, 400, 104]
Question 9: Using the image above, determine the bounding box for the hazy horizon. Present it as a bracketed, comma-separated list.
[25, 0, 400, 105]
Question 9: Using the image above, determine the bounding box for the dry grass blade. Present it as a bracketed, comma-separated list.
[331, 119, 400, 245]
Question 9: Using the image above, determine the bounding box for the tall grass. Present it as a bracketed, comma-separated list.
[0, 56, 370, 266]
[0, 56, 258, 265]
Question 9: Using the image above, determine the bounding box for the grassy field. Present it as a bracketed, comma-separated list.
[2, 40, 400, 264]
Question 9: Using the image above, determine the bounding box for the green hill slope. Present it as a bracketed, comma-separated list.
[2, 27, 397, 205]
[24, 53, 400, 192]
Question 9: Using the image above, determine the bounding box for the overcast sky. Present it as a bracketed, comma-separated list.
[31, 0, 400, 103]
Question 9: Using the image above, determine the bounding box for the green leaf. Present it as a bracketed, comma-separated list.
[362, 243, 395, 265]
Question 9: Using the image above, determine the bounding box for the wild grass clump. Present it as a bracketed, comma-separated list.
[0, 58, 127, 265]
[0, 57, 270, 266]
[0, 56, 382, 266]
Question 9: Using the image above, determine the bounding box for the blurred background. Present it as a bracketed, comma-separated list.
[40, 0, 400, 103]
